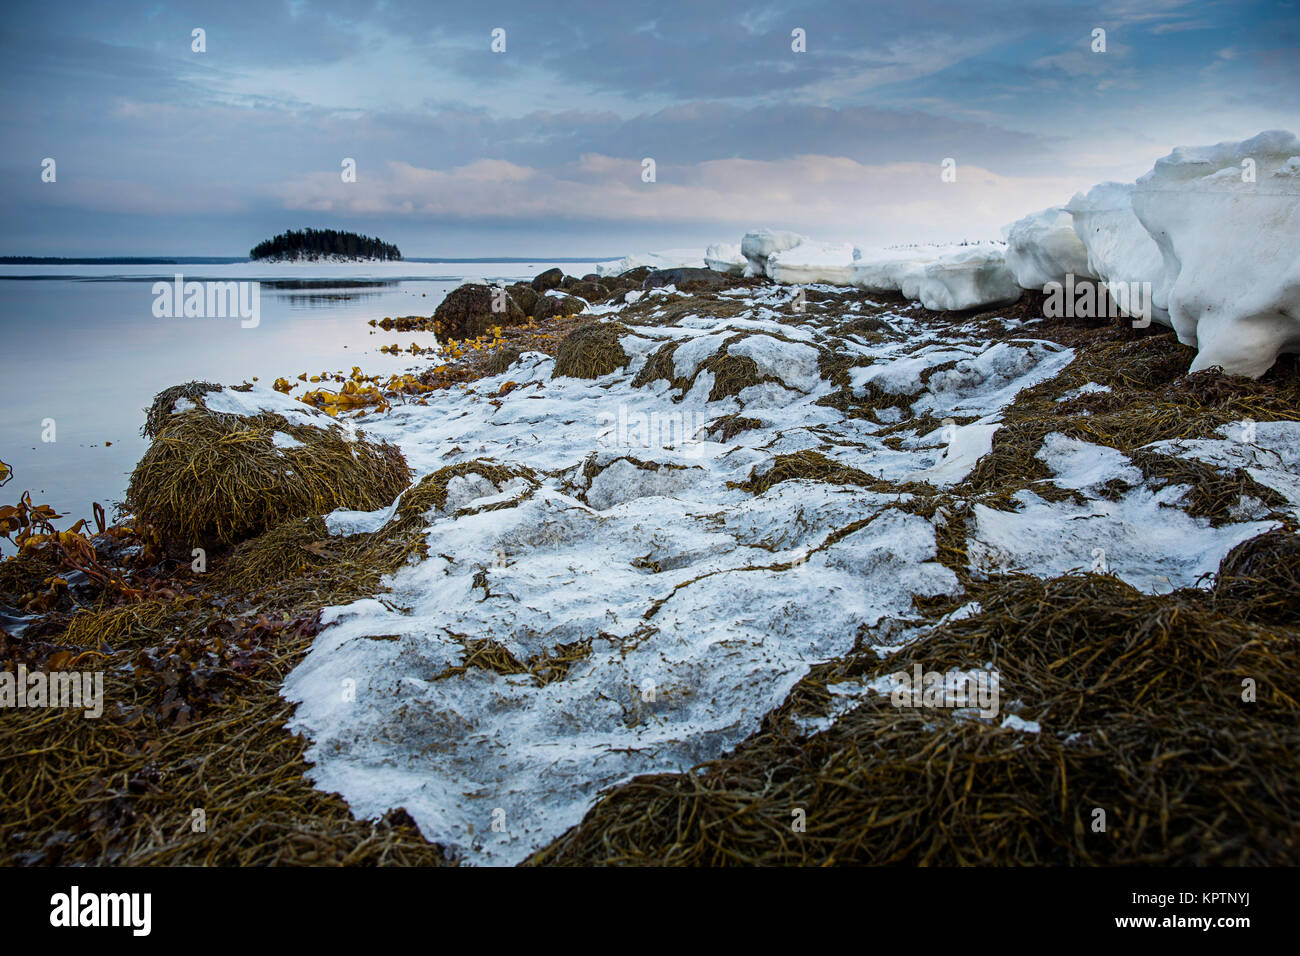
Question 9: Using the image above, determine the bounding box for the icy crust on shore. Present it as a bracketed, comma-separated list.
[968, 433, 1278, 593]
[279, 280, 1287, 865]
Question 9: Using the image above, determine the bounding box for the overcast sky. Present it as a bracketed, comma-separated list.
[2, 0, 1297, 256]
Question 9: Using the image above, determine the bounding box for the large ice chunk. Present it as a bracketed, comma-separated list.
[739, 228, 807, 277]
[850, 242, 1019, 310]
[1131, 130, 1300, 377]
[850, 247, 935, 293]
[766, 240, 858, 285]
[904, 245, 1021, 311]
[704, 242, 747, 275]
[1064, 182, 1171, 329]
[1001, 207, 1093, 290]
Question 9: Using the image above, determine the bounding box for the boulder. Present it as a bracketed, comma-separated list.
[642, 267, 736, 293]
[507, 282, 539, 316]
[433, 283, 526, 342]
[567, 280, 612, 303]
[533, 293, 586, 322]
[531, 268, 565, 292]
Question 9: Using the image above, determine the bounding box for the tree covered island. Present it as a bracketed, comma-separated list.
[249, 228, 402, 262]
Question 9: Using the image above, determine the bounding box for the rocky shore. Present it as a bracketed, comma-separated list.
[3, 253, 1298, 865]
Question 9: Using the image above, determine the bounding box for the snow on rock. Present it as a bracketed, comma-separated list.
[192, 383, 330, 427]
[704, 243, 747, 275]
[724, 333, 823, 393]
[739, 228, 807, 277]
[1001, 207, 1093, 290]
[766, 240, 858, 285]
[1131, 130, 1300, 377]
[596, 248, 706, 277]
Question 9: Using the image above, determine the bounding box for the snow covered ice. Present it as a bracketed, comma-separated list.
[596, 248, 707, 277]
[279, 260, 1295, 864]
[704, 242, 747, 275]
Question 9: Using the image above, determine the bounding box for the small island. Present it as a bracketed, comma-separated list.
[249, 228, 402, 262]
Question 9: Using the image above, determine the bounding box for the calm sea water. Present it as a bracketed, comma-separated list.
[0, 260, 603, 541]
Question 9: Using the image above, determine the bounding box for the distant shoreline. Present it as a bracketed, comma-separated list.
[0, 255, 618, 265]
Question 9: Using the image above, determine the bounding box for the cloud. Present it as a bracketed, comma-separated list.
[272, 153, 1090, 245]
[1150, 19, 1215, 34]
[0, 0, 1294, 254]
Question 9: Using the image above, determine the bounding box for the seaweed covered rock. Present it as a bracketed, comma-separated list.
[486, 346, 522, 375]
[533, 293, 586, 322]
[530, 268, 565, 292]
[506, 282, 539, 316]
[552, 322, 631, 379]
[433, 284, 527, 342]
[566, 280, 612, 303]
[127, 384, 409, 547]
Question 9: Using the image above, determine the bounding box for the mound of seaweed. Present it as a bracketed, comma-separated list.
[552, 322, 632, 379]
[127, 384, 409, 547]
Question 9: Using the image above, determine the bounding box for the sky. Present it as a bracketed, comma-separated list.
[1, 0, 1297, 257]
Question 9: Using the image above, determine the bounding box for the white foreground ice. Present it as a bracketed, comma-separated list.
[273, 278, 1291, 865]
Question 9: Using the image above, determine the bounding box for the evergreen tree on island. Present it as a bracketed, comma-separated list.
[249, 228, 402, 262]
